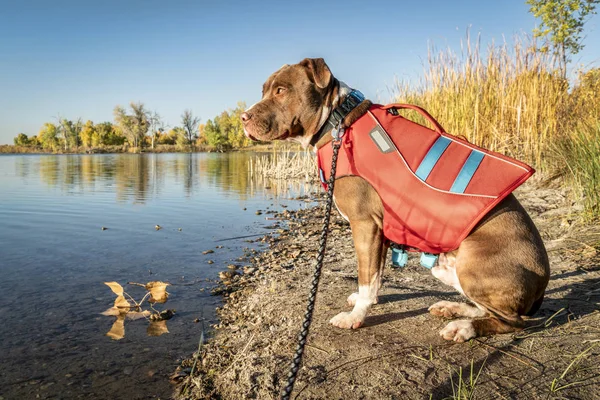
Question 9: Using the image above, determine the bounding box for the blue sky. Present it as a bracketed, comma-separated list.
[1, 0, 599, 144]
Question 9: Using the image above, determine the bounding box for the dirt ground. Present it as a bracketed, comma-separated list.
[173, 179, 600, 400]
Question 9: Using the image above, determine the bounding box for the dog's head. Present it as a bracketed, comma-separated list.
[241, 58, 336, 148]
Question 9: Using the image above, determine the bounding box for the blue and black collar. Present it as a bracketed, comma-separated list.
[310, 89, 365, 147]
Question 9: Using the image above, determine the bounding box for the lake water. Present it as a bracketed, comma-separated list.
[0, 153, 317, 400]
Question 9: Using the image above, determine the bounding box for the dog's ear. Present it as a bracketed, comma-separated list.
[299, 58, 332, 89]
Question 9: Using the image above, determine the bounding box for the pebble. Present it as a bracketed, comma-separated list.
[101, 226, 107, 231]
[203, 249, 214, 255]
[243, 266, 257, 275]
[219, 270, 239, 280]
[207, 260, 214, 264]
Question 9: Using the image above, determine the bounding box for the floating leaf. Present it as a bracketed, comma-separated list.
[104, 281, 124, 296]
[145, 281, 169, 304]
[126, 310, 151, 320]
[147, 320, 169, 337]
[106, 314, 125, 340]
[101, 307, 121, 316]
[114, 295, 131, 310]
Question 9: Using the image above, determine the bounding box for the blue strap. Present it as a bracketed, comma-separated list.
[415, 136, 451, 181]
[450, 150, 485, 193]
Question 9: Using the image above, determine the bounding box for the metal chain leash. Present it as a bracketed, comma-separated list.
[280, 132, 343, 400]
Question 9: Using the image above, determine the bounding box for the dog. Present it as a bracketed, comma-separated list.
[241, 58, 550, 342]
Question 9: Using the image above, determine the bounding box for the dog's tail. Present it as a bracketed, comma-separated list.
[471, 294, 545, 336]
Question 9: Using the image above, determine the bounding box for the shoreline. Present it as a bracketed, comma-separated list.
[0, 143, 300, 155]
[172, 181, 600, 399]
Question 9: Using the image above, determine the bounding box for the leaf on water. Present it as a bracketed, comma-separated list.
[126, 310, 151, 320]
[147, 320, 169, 337]
[145, 281, 169, 304]
[104, 281, 124, 296]
[106, 314, 125, 340]
[101, 307, 122, 316]
[114, 295, 131, 310]
[150, 309, 175, 321]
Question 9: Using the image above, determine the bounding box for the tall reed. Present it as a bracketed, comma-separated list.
[249, 149, 317, 182]
[393, 32, 600, 219]
[394, 33, 567, 168]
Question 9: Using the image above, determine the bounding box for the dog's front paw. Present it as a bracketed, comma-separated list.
[329, 312, 364, 329]
[347, 293, 359, 306]
[439, 320, 476, 342]
[428, 300, 458, 318]
[347, 293, 378, 307]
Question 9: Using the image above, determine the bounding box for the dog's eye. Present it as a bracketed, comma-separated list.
[276, 87, 286, 95]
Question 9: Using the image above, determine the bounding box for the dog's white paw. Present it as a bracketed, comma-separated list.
[347, 292, 377, 306]
[329, 311, 364, 329]
[439, 320, 476, 342]
[428, 300, 458, 318]
[347, 293, 359, 306]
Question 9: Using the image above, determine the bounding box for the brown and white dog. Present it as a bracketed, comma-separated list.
[241, 58, 550, 342]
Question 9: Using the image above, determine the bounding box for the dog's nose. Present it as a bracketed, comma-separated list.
[241, 112, 251, 123]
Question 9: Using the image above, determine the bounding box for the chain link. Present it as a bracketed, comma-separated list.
[280, 138, 342, 400]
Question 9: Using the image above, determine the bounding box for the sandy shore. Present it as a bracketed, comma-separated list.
[173, 180, 600, 399]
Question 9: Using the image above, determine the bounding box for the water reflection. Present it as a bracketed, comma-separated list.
[100, 281, 172, 340]
[104, 314, 170, 340]
[21, 153, 317, 203]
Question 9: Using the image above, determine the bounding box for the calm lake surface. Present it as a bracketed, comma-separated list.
[0, 153, 317, 400]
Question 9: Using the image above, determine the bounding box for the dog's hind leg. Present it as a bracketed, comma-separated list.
[428, 301, 488, 319]
[440, 317, 523, 342]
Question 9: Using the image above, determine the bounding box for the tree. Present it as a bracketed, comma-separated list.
[202, 119, 229, 150]
[113, 102, 149, 149]
[37, 123, 59, 151]
[527, 0, 599, 75]
[14, 133, 30, 146]
[94, 122, 125, 146]
[147, 111, 163, 150]
[181, 109, 201, 151]
[80, 120, 96, 148]
[57, 118, 83, 150]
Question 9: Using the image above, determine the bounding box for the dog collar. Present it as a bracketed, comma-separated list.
[310, 89, 365, 147]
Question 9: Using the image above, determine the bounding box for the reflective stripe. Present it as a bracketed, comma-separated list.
[415, 136, 451, 181]
[450, 150, 485, 193]
[319, 168, 326, 184]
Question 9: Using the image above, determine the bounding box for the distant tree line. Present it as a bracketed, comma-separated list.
[12, 101, 252, 152]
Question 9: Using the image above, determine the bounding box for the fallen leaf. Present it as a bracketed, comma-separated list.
[126, 310, 151, 320]
[114, 295, 131, 310]
[101, 307, 121, 316]
[105, 282, 124, 296]
[145, 281, 169, 304]
[106, 314, 125, 340]
[147, 320, 169, 337]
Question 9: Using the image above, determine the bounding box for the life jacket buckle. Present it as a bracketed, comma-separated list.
[420, 253, 439, 269]
[391, 244, 408, 267]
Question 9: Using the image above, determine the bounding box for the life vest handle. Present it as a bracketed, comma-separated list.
[383, 103, 446, 134]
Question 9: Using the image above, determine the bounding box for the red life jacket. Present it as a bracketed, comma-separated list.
[317, 104, 534, 254]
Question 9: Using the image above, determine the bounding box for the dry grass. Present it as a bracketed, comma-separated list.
[248, 149, 317, 181]
[392, 32, 600, 220]
[393, 33, 567, 167]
